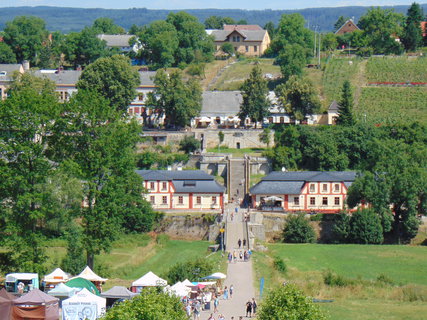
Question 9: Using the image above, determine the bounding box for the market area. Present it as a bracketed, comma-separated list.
[0, 267, 228, 320]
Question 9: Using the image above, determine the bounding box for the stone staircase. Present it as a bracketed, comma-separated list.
[228, 158, 246, 203]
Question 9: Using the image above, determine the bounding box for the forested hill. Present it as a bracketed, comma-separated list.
[1, 4, 426, 33]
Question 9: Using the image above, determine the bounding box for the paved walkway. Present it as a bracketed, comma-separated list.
[200, 205, 256, 320]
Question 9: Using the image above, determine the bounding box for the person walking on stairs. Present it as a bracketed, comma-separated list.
[238, 239, 242, 249]
[245, 300, 252, 317]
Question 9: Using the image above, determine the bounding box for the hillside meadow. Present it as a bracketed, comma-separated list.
[253, 244, 427, 320]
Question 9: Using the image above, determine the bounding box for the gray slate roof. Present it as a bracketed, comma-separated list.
[0, 64, 23, 81]
[210, 29, 267, 42]
[97, 34, 135, 47]
[328, 100, 339, 112]
[201, 91, 242, 117]
[138, 71, 156, 87]
[136, 170, 225, 193]
[251, 171, 357, 195]
[33, 70, 82, 85]
[250, 181, 304, 195]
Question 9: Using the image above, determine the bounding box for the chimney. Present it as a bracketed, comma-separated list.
[22, 60, 30, 71]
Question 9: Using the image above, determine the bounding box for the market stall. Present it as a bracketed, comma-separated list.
[62, 288, 106, 320]
[12, 289, 59, 320]
[131, 271, 167, 293]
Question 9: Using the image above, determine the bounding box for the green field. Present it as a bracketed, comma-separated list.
[253, 244, 427, 320]
[211, 58, 281, 91]
[207, 146, 265, 156]
[366, 57, 427, 83]
[45, 234, 226, 290]
[322, 57, 362, 104]
[357, 87, 427, 125]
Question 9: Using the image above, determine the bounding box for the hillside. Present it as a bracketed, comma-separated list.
[206, 55, 427, 125]
[1, 5, 426, 33]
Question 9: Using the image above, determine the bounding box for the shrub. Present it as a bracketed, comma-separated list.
[164, 258, 213, 283]
[283, 213, 316, 243]
[323, 270, 353, 287]
[349, 208, 383, 244]
[179, 136, 201, 153]
[273, 256, 287, 273]
[102, 288, 187, 320]
[332, 213, 351, 243]
[257, 284, 327, 320]
[376, 273, 394, 286]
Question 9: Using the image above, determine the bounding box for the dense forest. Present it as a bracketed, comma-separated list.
[1, 5, 426, 33]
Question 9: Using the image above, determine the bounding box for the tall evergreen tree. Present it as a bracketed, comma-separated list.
[238, 64, 270, 128]
[336, 80, 355, 126]
[401, 2, 424, 51]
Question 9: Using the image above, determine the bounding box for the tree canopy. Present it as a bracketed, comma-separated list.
[147, 69, 202, 128]
[77, 55, 140, 112]
[401, 2, 424, 51]
[336, 80, 355, 126]
[238, 64, 270, 127]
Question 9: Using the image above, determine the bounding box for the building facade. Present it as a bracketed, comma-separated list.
[208, 25, 270, 57]
[136, 170, 225, 211]
[250, 171, 357, 213]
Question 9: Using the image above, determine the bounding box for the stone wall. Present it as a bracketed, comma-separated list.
[155, 214, 215, 240]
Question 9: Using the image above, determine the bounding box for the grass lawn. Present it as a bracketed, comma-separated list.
[207, 147, 265, 157]
[212, 58, 281, 91]
[253, 243, 427, 320]
[45, 234, 226, 290]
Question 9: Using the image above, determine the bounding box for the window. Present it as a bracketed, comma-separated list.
[334, 197, 340, 205]
[138, 93, 144, 101]
[150, 196, 155, 204]
[294, 197, 300, 205]
[322, 184, 328, 192]
[212, 196, 217, 204]
[150, 182, 155, 190]
[254, 46, 257, 52]
[178, 196, 183, 204]
[322, 197, 328, 205]
[245, 46, 249, 52]
[334, 184, 340, 192]
[310, 184, 315, 192]
[162, 196, 167, 204]
[310, 197, 315, 205]
[236, 36, 240, 42]
[196, 196, 202, 205]
[162, 182, 167, 191]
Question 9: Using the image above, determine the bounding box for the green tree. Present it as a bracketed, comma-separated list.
[238, 64, 270, 127]
[283, 214, 316, 243]
[204, 16, 236, 29]
[332, 213, 351, 243]
[147, 69, 202, 128]
[166, 12, 214, 66]
[264, 22, 276, 40]
[257, 284, 327, 320]
[401, 2, 424, 51]
[77, 55, 140, 112]
[322, 33, 338, 52]
[270, 14, 313, 62]
[137, 20, 179, 69]
[49, 89, 148, 269]
[63, 27, 108, 67]
[179, 136, 201, 153]
[218, 131, 225, 146]
[259, 128, 272, 148]
[0, 73, 60, 274]
[347, 139, 427, 243]
[349, 209, 384, 244]
[61, 225, 86, 275]
[276, 44, 307, 80]
[92, 17, 125, 34]
[275, 75, 321, 121]
[220, 42, 235, 57]
[336, 80, 355, 126]
[0, 42, 17, 63]
[102, 288, 187, 320]
[3, 16, 48, 66]
[165, 258, 213, 283]
[358, 7, 405, 54]
[334, 16, 349, 32]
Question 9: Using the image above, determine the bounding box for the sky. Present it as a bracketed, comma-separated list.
[0, 0, 421, 10]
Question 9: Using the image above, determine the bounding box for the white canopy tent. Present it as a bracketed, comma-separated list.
[62, 288, 106, 320]
[201, 272, 227, 280]
[168, 282, 191, 298]
[73, 266, 108, 282]
[131, 271, 167, 293]
[47, 283, 77, 298]
[44, 268, 70, 284]
[181, 279, 194, 287]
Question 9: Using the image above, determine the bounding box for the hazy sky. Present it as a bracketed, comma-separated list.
[0, 0, 420, 10]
